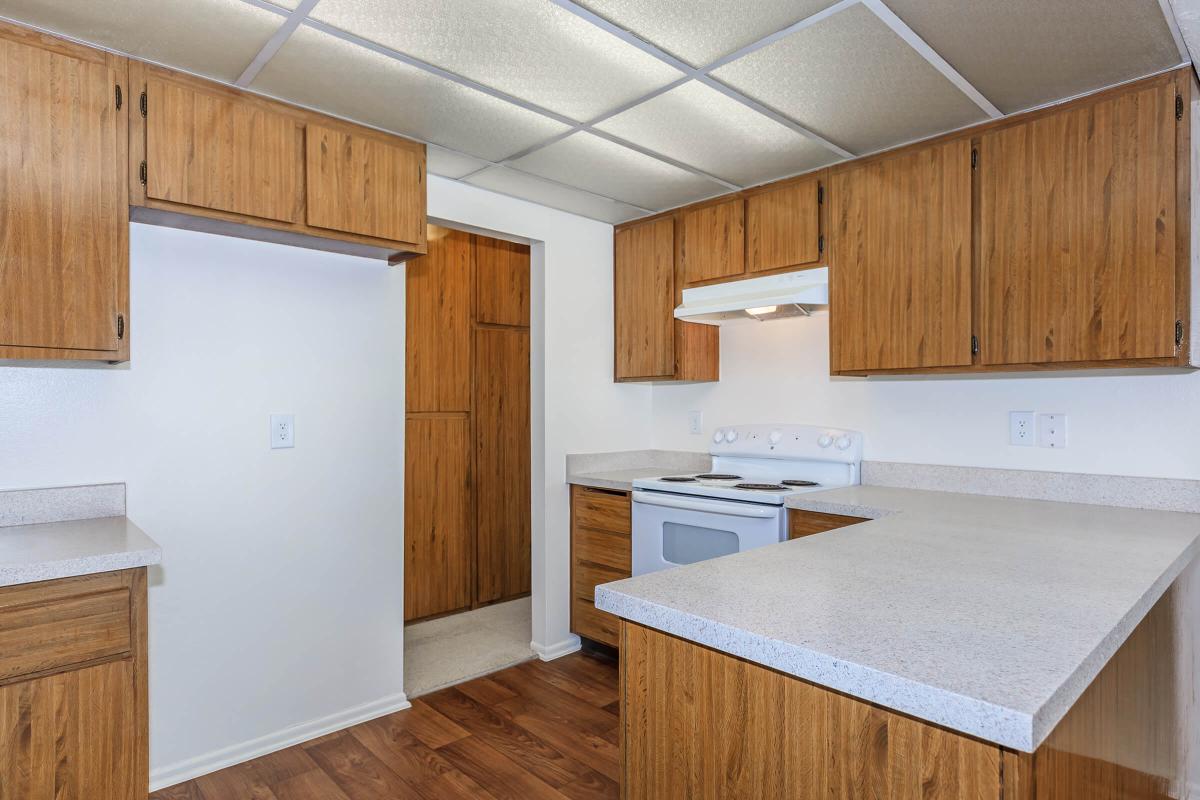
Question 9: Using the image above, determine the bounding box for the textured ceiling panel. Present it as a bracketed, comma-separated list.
[509, 132, 727, 210]
[466, 166, 645, 223]
[310, 0, 683, 121]
[577, 0, 841, 67]
[595, 81, 838, 186]
[426, 146, 491, 180]
[0, 0, 281, 82]
[885, 0, 1182, 113]
[251, 26, 569, 162]
[712, 4, 985, 155]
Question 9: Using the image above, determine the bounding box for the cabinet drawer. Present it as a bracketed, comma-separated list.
[573, 599, 619, 648]
[0, 583, 131, 682]
[572, 486, 631, 534]
[573, 526, 631, 573]
[573, 561, 627, 603]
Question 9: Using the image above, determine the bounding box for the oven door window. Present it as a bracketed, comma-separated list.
[662, 522, 740, 565]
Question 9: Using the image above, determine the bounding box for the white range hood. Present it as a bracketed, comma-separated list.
[674, 267, 828, 325]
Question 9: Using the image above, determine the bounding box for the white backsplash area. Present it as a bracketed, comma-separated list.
[650, 312, 1200, 481]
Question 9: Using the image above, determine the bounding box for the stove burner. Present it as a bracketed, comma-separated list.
[660, 476, 698, 482]
[734, 483, 786, 491]
[696, 473, 742, 480]
[781, 480, 820, 487]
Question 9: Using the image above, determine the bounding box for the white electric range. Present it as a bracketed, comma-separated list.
[631, 424, 863, 576]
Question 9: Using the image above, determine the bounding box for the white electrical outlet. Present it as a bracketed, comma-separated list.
[687, 410, 704, 435]
[270, 414, 295, 449]
[1009, 411, 1035, 446]
[1037, 413, 1067, 449]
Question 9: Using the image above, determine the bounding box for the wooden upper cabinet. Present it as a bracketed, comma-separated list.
[615, 217, 675, 380]
[746, 178, 822, 274]
[146, 77, 302, 223]
[406, 225, 472, 412]
[680, 198, 744, 286]
[474, 236, 531, 327]
[305, 124, 425, 245]
[0, 27, 127, 357]
[979, 79, 1179, 365]
[829, 138, 973, 373]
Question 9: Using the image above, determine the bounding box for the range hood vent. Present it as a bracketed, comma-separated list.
[674, 267, 828, 325]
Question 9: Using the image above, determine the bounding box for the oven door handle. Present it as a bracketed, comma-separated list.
[632, 490, 779, 518]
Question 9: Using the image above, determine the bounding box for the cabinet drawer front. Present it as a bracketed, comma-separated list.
[572, 599, 619, 648]
[574, 527, 631, 573]
[572, 486, 631, 534]
[573, 561, 627, 603]
[0, 588, 131, 681]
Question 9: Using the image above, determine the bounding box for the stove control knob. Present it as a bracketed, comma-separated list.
[724, 429, 738, 443]
[817, 434, 833, 448]
[835, 435, 853, 450]
[768, 430, 783, 445]
[712, 429, 725, 444]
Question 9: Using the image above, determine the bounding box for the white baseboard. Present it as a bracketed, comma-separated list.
[150, 691, 411, 792]
[532, 634, 581, 661]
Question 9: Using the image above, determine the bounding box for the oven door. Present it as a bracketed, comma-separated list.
[631, 490, 786, 576]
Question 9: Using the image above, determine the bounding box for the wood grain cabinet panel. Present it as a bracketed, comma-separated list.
[572, 486, 632, 534]
[146, 77, 302, 223]
[570, 486, 631, 649]
[829, 138, 974, 373]
[573, 526, 631, 573]
[0, 588, 130, 681]
[404, 416, 472, 621]
[979, 80, 1178, 365]
[679, 198, 745, 286]
[474, 326, 531, 605]
[788, 509, 868, 539]
[474, 236, 531, 327]
[746, 178, 822, 274]
[406, 226, 472, 413]
[614, 217, 676, 380]
[0, 28, 126, 355]
[305, 123, 425, 245]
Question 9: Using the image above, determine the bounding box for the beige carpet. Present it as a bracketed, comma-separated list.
[403, 596, 535, 698]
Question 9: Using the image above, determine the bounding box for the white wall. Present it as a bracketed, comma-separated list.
[651, 312, 1200, 480]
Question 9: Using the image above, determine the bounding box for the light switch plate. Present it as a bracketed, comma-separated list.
[1037, 413, 1067, 448]
[1009, 411, 1035, 446]
[688, 410, 704, 435]
[270, 414, 295, 449]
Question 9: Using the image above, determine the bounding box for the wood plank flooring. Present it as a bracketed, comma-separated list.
[151, 652, 620, 800]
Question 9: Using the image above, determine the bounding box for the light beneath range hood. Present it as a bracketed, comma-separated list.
[674, 267, 828, 325]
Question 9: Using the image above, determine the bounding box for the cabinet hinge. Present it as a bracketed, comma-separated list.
[1177, 319, 1185, 350]
[139, 90, 147, 118]
[116, 314, 125, 340]
[970, 148, 978, 170]
[114, 84, 122, 111]
[139, 161, 147, 186]
[1177, 93, 1184, 121]
[817, 185, 824, 205]
[971, 334, 979, 356]
[818, 235, 825, 254]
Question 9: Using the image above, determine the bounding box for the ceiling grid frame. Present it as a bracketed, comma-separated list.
[235, 0, 320, 85]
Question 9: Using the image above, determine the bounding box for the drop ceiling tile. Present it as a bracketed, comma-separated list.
[595, 81, 838, 186]
[426, 146, 491, 180]
[885, 0, 1182, 113]
[713, 3, 985, 156]
[509, 132, 728, 210]
[577, 0, 841, 67]
[251, 26, 570, 162]
[0, 0, 281, 82]
[466, 166, 645, 224]
[310, 0, 684, 121]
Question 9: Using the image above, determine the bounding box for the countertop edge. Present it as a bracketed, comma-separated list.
[0, 516, 163, 588]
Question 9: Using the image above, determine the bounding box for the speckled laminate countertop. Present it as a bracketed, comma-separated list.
[595, 484, 1200, 751]
[0, 516, 162, 587]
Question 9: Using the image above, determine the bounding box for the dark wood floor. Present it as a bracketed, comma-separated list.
[151, 652, 620, 800]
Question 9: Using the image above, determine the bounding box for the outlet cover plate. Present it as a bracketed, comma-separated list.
[1037, 413, 1067, 448]
[270, 414, 295, 449]
[1009, 411, 1035, 447]
[688, 410, 703, 435]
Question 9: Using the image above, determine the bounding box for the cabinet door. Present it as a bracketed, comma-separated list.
[0, 36, 124, 351]
[979, 81, 1177, 365]
[829, 139, 973, 372]
[306, 124, 425, 245]
[0, 659, 136, 799]
[474, 327, 530, 605]
[474, 236, 530, 327]
[746, 178, 821, 274]
[404, 416, 472, 621]
[679, 198, 744, 286]
[406, 225, 472, 413]
[146, 77, 302, 223]
[614, 217, 675, 379]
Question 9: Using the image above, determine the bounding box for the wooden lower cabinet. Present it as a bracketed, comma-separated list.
[570, 485, 631, 648]
[0, 569, 147, 799]
[788, 508, 867, 539]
